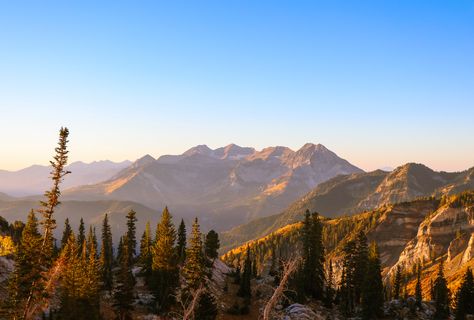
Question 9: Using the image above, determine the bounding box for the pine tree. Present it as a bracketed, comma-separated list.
[77, 217, 85, 254]
[455, 268, 474, 320]
[183, 218, 206, 289]
[38, 127, 71, 264]
[354, 231, 369, 304]
[238, 247, 252, 298]
[117, 236, 124, 265]
[340, 240, 357, 316]
[113, 237, 134, 320]
[125, 209, 137, 263]
[299, 211, 325, 300]
[415, 263, 423, 308]
[151, 207, 178, 312]
[361, 242, 384, 320]
[21, 128, 71, 319]
[194, 289, 218, 320]
[58, 233, 82, 319]
[393, 266, 402, 300]
[139, 221, 153, 278]
[84, 233, 101, 319]
[87, 226, 98, 258]
[60, 218, 72, 250]
[204, 230, 220, 261]
[100, 213, 114, 291]
[2, 210, 43, 318]
[57, 232, 99, 320]
[177, 218, 187, 263]
[433, 261, 450, 319]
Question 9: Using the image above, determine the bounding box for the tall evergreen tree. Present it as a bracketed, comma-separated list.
[113, 237, 134, 320]
[56, 230, 100, 320]
[3, 210, 42, 318]
[151, 207, 178, 312]
[125, 209, 137, 263]
[204, 230, 220, 261]
[299, 211, 325, 299]
[139, 221, 153, 278]
[393, 266, 402, 300]
[340, 240, 357, 316]
[433, 261, 450, 320]
[21, 128, 71, 319]
[238, 247, 252, 298]
[100, 213, 114, 291]
[60, 218, 72, 250]
[415, 263, 423, 308]
[87, 226, 98, 258]
[455, 268, 474, 320]
[353, 231, 369, 304]
[183, 218, 206, 289]
[117, 236, 125, 265]
[177, 219, 187, 263]
[38, 127, 71, 264]
[361, 242, 384, 320]
[77, 217, 85, 254]
[84, 232, 101, 319]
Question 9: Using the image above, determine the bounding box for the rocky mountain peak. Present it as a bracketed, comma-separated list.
[182, 144, 214, 157]
[215, 144, 255, 160]
[246, 146, 293, 161]
[133, 154, 155, 167]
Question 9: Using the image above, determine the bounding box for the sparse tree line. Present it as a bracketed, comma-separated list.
[0, 128, 220, 320]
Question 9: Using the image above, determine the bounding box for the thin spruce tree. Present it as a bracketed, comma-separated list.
[100, 213, 114, 291]
[177, 218, 187, 263]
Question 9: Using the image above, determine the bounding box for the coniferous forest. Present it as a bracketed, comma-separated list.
[0, 129, 222, 320]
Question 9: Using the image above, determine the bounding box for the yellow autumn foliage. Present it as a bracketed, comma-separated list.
[0, 235, 15, 256]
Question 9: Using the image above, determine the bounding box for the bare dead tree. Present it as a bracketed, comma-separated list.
[173, 285, 205, 320]
[262, 257, 301, 320]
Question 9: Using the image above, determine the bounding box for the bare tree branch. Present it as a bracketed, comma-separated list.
[263, 257, 301, 320]
[171, 284, 205, 320]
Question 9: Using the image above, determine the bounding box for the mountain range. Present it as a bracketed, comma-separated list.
[220, 163, 474, 251]
[60, 143, 362, 229]
[0, 144, 472, 253]
[0, 160, 131, 196]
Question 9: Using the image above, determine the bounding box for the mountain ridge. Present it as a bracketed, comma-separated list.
[62, 143, 363, 230]
[220, 163, 474, 251]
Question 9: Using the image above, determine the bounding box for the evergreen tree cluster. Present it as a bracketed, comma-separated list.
[0, 127, 220, 319]
[338, 231, 384, 319]
[1, 206, 221, 320]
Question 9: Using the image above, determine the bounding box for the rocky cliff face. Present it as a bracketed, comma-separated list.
[223, 192, 474, 295]
[388, 194, 474, 279]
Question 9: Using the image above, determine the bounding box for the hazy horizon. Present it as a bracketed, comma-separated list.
[1, 140, 472, 174]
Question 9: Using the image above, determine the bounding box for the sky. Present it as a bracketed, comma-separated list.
[0, 1, 473, 172]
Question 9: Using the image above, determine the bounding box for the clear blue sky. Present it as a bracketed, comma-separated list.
[0, 1, 473, 171]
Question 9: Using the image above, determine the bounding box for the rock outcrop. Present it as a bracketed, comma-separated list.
[388, 197, 474, 278]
